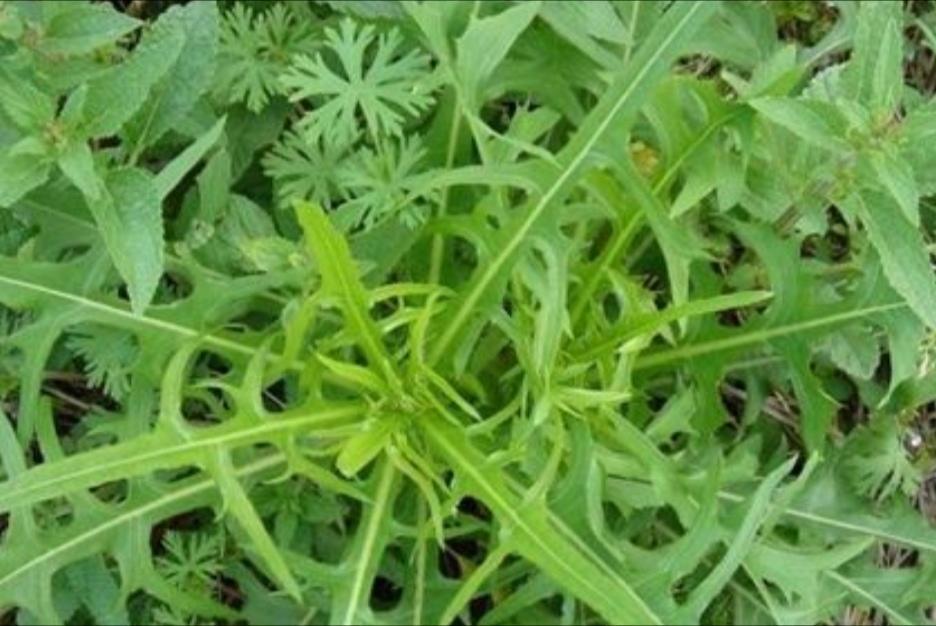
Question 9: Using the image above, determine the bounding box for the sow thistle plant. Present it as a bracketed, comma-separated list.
[2, 1, 936, 625]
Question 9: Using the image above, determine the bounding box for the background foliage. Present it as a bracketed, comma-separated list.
[2, 0, 936, 624]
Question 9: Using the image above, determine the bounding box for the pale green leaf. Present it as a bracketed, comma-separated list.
[429, 1, 718, 365]
[850, 192, 936, 328]
[126, 1, 220, 151]
[41, 2, 141, 56]
[867, 150, 919, 226]
[0, 152, 50, 207]
[295, 201, 401, 390]
[57, 140, 105, 202]
[422, 414, 663, 625]
[153, 116, 227, 201]
[455, 1, 540, 108]
[82, 7, 186, 137]
[842, 1, 904, 115]
[92, 168, 165, 315]
[749, 97, 850, 151]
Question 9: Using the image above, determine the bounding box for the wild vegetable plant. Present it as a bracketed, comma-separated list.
[1, 1, 936, 624]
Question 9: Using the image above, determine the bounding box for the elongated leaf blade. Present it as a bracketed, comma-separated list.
[421, 415, 662, 625]
[0, 404, 363, 512]
[851, 192, 936, 328]
[429, 1, 718, 365]
[296, 201, 401, 388]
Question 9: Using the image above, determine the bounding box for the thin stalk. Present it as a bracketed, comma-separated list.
[412, 498, 428, 626]
[428, 106, 464, 284]
[572, 109, 745, 325]
[570, 211, 641, 325]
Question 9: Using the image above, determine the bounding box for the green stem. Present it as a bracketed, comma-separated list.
[570, 211, 641, 325]
[633, 302, 906, 370]
[571, 109, 745, 326]
[428, 105, 464, 284]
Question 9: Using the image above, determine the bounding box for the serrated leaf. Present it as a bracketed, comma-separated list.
[849, 192, 936, 328]
[421, 414, 663, 625]
[335, 418, 396, 478]
[899, 101, 936, 194]
[0, 152, 50, 207]
[822, 325, 880, 380]
[577, 290, 774, 361]
[749, 97, 850, 151]
[207, 451, 302, 601]
[93, 168, 165, 315]
[0, 400, 364, 511]
[41, 2, 141, 56]
[867, 150, 919, 226]
[842, 1, 904, 115]
[455, 1, 540, 108]
[539, 1, 629, 70]
[0, 68, 55, 131]
[125, 1, 219, 151]
[4, 3, 936, 624]
[875, 307, 924, 400]
[675, 458, 796, 623]
[330, 460, 398, 625]
[429, 1, 717, 365]
[82, 7, 187, 137]
[316, 353, 388, 396]
[57, 140, 105, 202]
[296, 201, 401, 390]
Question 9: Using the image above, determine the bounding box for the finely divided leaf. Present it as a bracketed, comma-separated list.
[281, 19, 433, 144]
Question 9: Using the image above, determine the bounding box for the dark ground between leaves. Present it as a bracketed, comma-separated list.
[3, 0, 936, 624]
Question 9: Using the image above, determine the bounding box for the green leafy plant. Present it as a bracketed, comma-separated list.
[2, 1, 936, 625]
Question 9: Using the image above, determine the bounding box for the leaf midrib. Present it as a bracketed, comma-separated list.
[0, 271, 305, 372]
[423, 417, 662, 625]
[0, 404, 364, 510]
[633, 302, 906, 370]
[313, 210, 400, 388]
[20, 199, 288, 303]
[613, 476, 936, 554]
[429, 3, 708, 365]
[824, 571, 913, 625]
[0, 454, 285, 590]
[339, 461, 396, 625]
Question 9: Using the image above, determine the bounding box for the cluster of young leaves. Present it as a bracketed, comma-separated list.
[1, 1, 936, 625]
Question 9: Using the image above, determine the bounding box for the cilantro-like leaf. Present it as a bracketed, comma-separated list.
[844, 417, 921, 503]
[335, 136, 428, 230]
[156, 531, 224, 590]
[262, 129, 349, 209]
[280, 18, 434, 144]
[3, 3, 936, 625]
[66, 325, 139, 401]
[215, 4, 316, 113]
